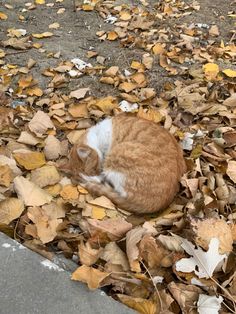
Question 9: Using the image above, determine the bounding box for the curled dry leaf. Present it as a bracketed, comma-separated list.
[117, 295, 158, 314]
[31, 165, 60, 188]
[78, 241, 103, 266]
[71, 265, 110, 290]
[27, 206, 62, 244]
[60, 184, 79, 200]
[191, 218, 233, 254]
[168, 282, 202, 314]
[87, 218, 132, 241]
[0, 198, 24, 224]
[175, 237, 226, 278]
[14, 176, 52, 206]
[43, 135, 61, 160]
[13, 150, 46, 170]
[101, 242, 129, 271]
[28, 111, 55, 137]
[157, 234, 183, 252]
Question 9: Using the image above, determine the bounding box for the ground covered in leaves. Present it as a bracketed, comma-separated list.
[0, 0, 236, 313]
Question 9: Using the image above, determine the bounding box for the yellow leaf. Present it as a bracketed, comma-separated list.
[35, 0, 45, 4]
[71, 265, 110, 290]
[91, 205, 106, 219]
[203, 63, 219, 80]
[0, 198, 24, 225]
[33, 43, 43, 49]
[117, 295, 158, 314]
[32, 32, 53, 38]
[88, 96, 118, 114]
[107, 31, 118, 41]
[18, 75, 33, 89]
[130, 60, 145, 72]
[26, 86, 43, 96]
[0, 165, 13, 187]
[60, 184, 79, 200]
[0, 12, 8, 20]
[222, 69, 236, 78]
[82, 4, 94, 11]
[119, 11, 132, 21]
[13, 151, 46, 170]
[152, 43, 165, 55]
[137, 107, 163, 123]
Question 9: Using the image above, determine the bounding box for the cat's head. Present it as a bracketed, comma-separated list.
[59, 144, 100, 183]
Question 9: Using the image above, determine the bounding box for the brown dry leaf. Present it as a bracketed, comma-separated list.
[107, 31, 118, 41]
[226, 160, 236, 183]
[32, 32, 53, 38]
[223, 93, 236, 107]
[126, 226, 150, 272]
[60, 184, 79, 200]
[137, 107, 162, 123]
[2, 37, 32, 50]
[87, 218, 132, 241]
[68, 103, 88, 118]
[0, 12, 8, 20]
[89, 96, 118, 114]
[13, 151, 46, 170]
[66, 130, 85, 145]
[119, 11, 132, 21]
[28, 111, 55, 137]
[18, 75, 33, 89]
[0, 164, 13, 187]
[26, 86, 43, 97]
[78, 241, 103, 266]
[191, 218, 233, 254]
[69, 88, 90, 100]
[139, 235, 171, 268]
[0, 198, 24, 224]
[0, 156, 22, 177]
[17, 131, 41, 146]
[101, 242, 129, 271]
[119, 82, 137, 93]
[104, 66, 119, 77]
[49, 22, 60, 29]
[152, 43, 166, 55]
[117, 295, 158, 314]
[31, 165, 60, 188]
[209, 25, 219, 36]
[168, 282, 202, 314]
[14, 176, 52, 206]
[44, 135, 61, 160]
[27, 206, 62, 244]
[88, 196, 116, 210]
[71, 265, 110, 290]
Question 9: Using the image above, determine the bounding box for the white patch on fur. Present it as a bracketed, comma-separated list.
[81, 174, 103, 183]
[104, 170, 127, 197]
[86, 118, 112, 161]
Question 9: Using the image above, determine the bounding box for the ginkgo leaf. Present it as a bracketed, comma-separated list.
[0, 12, 8, 20]
[71, 265, 110, 290]
[222, 69, 236, 78]
[32, 32, 53, 38]
[0, 198, 24, 224]
[175, 237, 226, 278]
[13, 151, 46, 170]
[197, 294, 223, 314]
[117, 295, 158, 314]
[28, 111, 55, 137]
[203, 63, 219, 80]
[226, 160, 236, 183]
[31, 165, 60, 188]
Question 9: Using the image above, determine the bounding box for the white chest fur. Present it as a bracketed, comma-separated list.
[86, 118, 113, 161]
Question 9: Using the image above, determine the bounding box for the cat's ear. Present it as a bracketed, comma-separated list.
[57, 162, 72, 174]
[77, 146, 91, 161]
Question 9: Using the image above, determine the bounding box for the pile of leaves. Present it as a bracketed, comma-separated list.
[0, 0, 236, 312]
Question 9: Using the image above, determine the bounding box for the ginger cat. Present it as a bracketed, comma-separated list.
[60, 114, 186, 214]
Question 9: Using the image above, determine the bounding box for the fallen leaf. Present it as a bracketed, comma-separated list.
[17, 131, 41, 146]
[197, 294, 223, 314]
[101, 242, 130, 271]
[90, 205, 106, 219]
[71, 265, 110, 290]
[0, 12, 8, 20]
[88, 196, 116, 210]
[227, 160, 236, 183]
[223, 93, 236, 107]
[175, 237, 226, 278]
[31, 165, 60, 188]
[78, 241, 103, 266]
[32, 32, 53, 38]
[0, 198, 24, 224]
[13, 151, 46, 170]
[28, 111, 55, 137]
[107, 31, 118, 41]
[2, 37, 32, 50]
[60, 184, 79, 200]
[0, 165, 13, 187]
[44, 135, 61, 160]
[203, 63, 219, 80]
[209, 25, 219, 36]
[69, 88, 90, 100]
[14, 176, 52, 206]
[49, 22, 60, 29]
[222, 69, 236, 78]
[88, 96, 118, 114]
[117, 295, 157, 314]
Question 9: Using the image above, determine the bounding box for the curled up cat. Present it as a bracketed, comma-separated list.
[59, 114, 186, 214]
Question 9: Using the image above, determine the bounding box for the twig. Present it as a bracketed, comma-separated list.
[140, 260, 163, 312]
[6, 50, 30, 56]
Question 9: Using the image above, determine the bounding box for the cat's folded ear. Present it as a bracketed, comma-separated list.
[77, 145, 100, 174]
[57, 161, 72, 174]
[77, 146, 91, 161]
